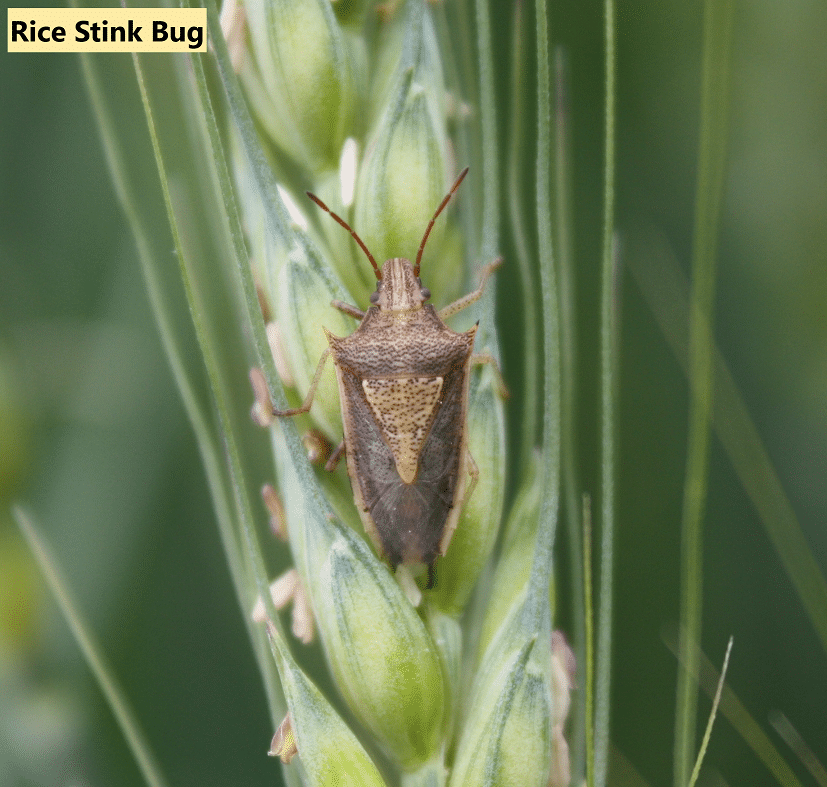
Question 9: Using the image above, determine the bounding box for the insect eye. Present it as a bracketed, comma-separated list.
[420, 287, 431, 301]
[369, 291, 380, 304]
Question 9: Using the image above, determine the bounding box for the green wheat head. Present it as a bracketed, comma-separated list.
[229, 0, 564, 784]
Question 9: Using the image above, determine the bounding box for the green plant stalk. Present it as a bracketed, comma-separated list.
[595, 0, 617, 783]
[474, 0, 498, 266]
[535, 0, 561, 560]
[673, 0, 735, 782]
[553, 47, 587, 781]
[438, 0, 481, 249]
[533, 0, 560, 683]
[596, 236, 618, 787]
[507, 0, 539, 473]
[534, 3, 562, 782]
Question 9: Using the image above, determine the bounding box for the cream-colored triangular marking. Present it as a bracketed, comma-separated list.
[363, 377, 443, 484]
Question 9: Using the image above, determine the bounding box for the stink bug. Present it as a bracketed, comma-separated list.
[274, 168, 503, 576]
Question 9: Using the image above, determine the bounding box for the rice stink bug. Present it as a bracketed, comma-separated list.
[273, 168, 504, 579]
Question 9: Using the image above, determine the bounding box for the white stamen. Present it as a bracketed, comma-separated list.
[218, 0, 246, 72]
[251, 569, 300, 623]
[266, 321, 294, 387]
[340, 138, 358, 207]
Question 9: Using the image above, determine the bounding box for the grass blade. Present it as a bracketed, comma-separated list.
[535, 0, 561, 572]
[687, 637, 733, 787]
[14, 507, 169, 787]
[474, 0, 499, 264]
[673, 0, 736, 781]
[553, 47, 589, 781]
[595, 231, 619, 787]
[507, 1, 539, 471]
[595, 0, 618, 781]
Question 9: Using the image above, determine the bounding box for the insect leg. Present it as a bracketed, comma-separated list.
[324, 440, 346, 472]
[426, 563, 437, 591]
[272, 348, 330, 417]
[471, 352, 510, 399]
[331, 300, 366, 320]
[436, 257, 503, 320]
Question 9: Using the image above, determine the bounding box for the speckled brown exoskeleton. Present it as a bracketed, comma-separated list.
[273, 168, 504, 581]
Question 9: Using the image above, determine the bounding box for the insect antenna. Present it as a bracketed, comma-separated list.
[414, 167, 469, 277]
[306, 192, 382, 281]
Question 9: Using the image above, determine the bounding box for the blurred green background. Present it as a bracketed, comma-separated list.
[1, 1, 826, 786]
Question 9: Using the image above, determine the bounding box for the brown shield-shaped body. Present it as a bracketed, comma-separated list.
[325, 262, 477, 568]
[273, 169, 502, 575]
